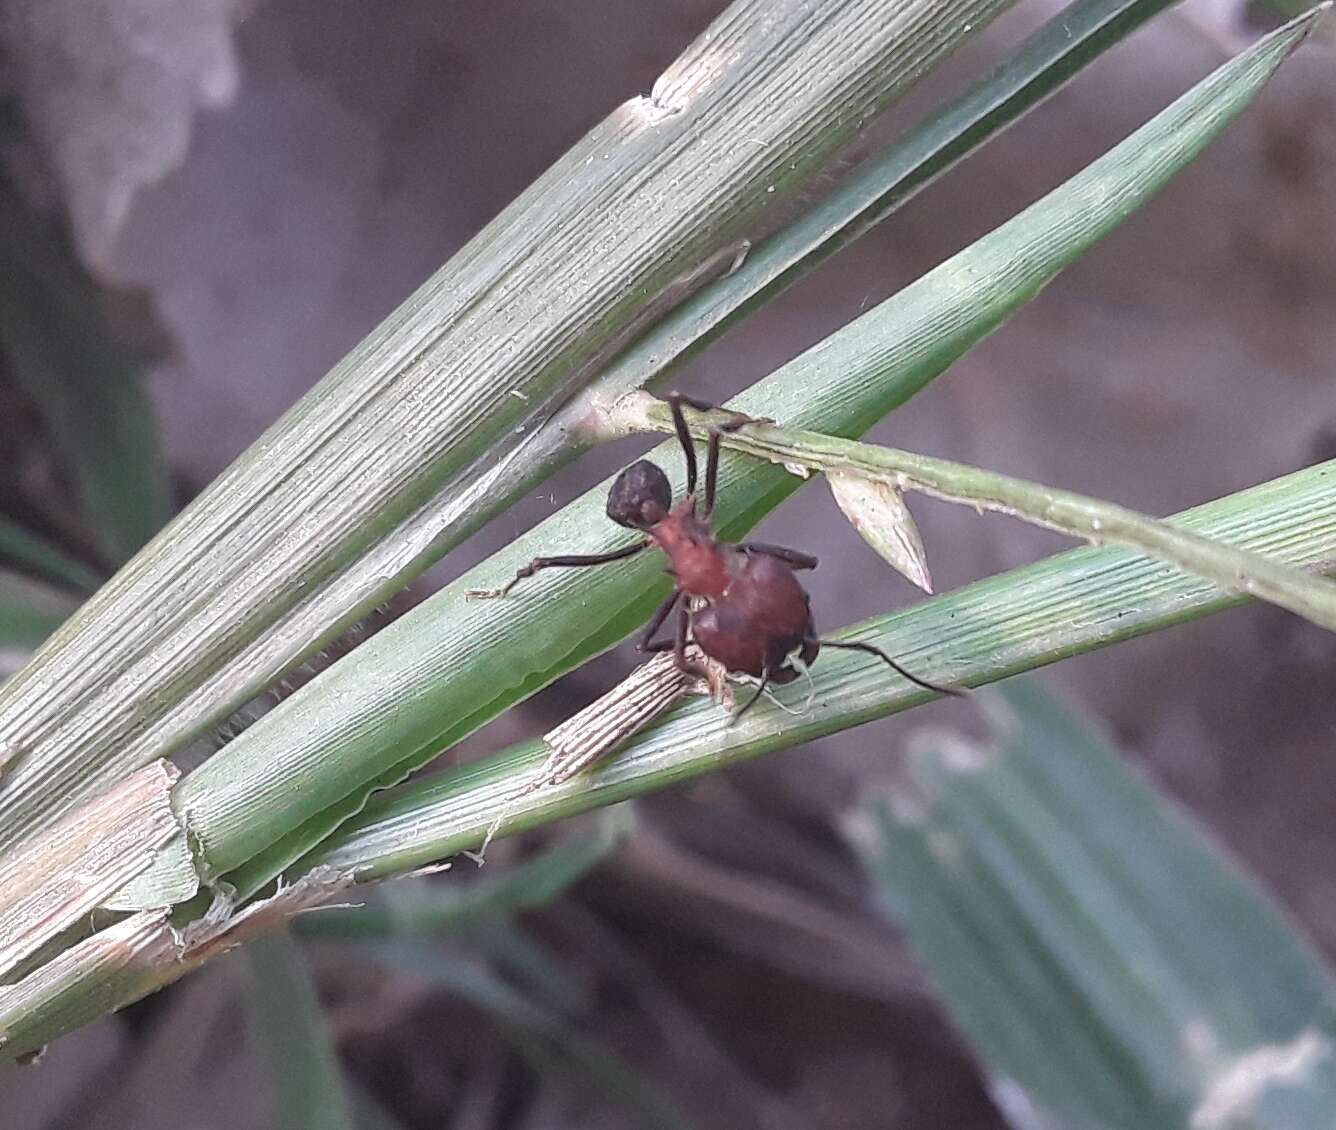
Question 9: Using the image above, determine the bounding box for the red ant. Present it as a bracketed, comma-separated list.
[469, 394, 962, 718]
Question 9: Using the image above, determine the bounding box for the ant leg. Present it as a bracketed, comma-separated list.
[662, 390, 769, 512]
[731, 669, 771, 722]
[671, 606, 711, 680]
[466, 540, 649, 599]
[736, 542, 818, 570]
[702, 427, 723, 518]
[666, 393, 762, 514]
[701, 417, 751, 518]
[666, 393, 699, 497]
[636, 588, 682, 651]
[810, 638, 968, 698]
[666, 392, 756, 418]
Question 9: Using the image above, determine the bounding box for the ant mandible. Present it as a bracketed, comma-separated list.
[469, 393, 963, 718]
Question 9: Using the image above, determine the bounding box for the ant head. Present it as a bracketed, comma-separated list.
[607, 460, 672, 529]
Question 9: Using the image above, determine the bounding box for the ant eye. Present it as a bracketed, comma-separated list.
[607, 460, 671, 529]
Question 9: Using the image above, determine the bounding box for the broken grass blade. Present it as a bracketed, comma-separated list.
[0, 910, 175, 1057]
[172, 10, 1321, 901]
[827, 470, 933, 592]
[99, 834, 202, 912]
[299, 457, 1336, 883]
[0, 760, 179, 981]
[0, 866, 356, 1060]
[540, 649, 730, 786]
[246, 929, 356, 1130]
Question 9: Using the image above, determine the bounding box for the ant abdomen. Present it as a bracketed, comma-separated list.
[692, 552, 818, 682]
[607, 460, 672, 530]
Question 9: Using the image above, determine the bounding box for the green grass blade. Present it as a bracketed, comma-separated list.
[348, 1083, 411, 1130]
[245, 929, 356, 1130]
[0, 0, 1014, 858]
[179, 11, 1319, 898]
[630, 400, 1336, 630]
[847, 680, 1336, 1130]
[0, 571, 80, 678]
[594, 0, 1178, 392]
[0, 185, 170, 565]
[359, 940, 695, 1130]
[2, 9, 1323, 1056]
[297, 807, 632, 940]
[16, 454, 1322, 1057]
[0, 517, 100, 594]
[301, 457, 1335, 883]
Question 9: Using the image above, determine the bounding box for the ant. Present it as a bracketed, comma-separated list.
[468, 393, 963, 718]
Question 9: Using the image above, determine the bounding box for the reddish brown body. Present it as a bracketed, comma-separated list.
[648, 500, 729, 599]
[472, 392, 958, 717]
[647, 499, 819, 682]
[688, 550, 819, 683]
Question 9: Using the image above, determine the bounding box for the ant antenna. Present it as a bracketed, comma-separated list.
[811, 638, 968, 698]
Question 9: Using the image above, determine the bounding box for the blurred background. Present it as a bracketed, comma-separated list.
[1, 0, 1334, 1126]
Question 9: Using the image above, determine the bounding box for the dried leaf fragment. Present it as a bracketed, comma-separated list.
[0, 864, 355, 1060]
[0, 759, 181, 982]
[827, 469, 933, 592]
[541, 647, 732, 787]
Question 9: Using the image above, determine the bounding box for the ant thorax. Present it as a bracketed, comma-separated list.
[648, 501, 729, 600]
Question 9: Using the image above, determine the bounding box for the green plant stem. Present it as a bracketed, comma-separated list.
[625, 396, 1336, 631]
[302, 457, 1336, 882]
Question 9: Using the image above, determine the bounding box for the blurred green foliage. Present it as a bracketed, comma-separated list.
[852, 679, 1336, 1129]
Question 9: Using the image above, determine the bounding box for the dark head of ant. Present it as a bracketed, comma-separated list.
[606, 459, 674, 530]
